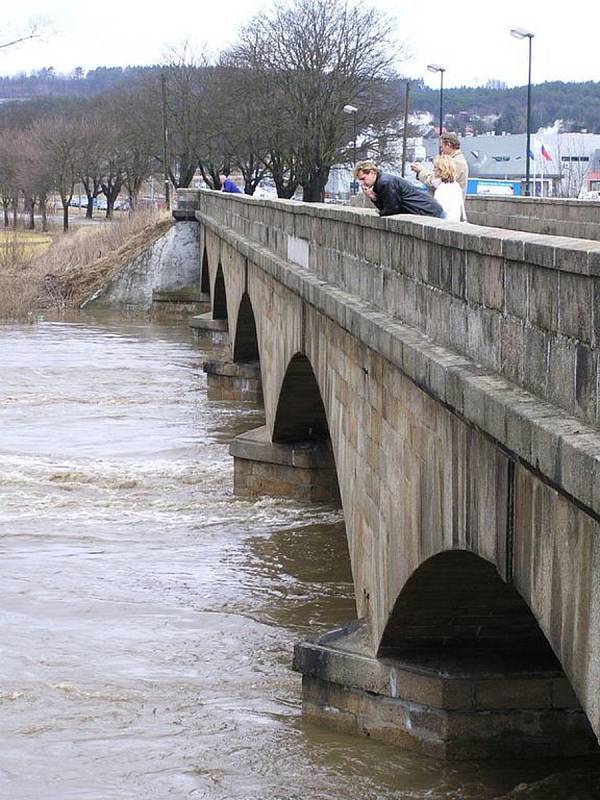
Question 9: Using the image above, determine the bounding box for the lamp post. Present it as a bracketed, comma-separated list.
[160, 71, 171, 211]
[427, 64, 445, 141]
[511, 27, 534, 196]
[401, 80, 410, 177]
[343, 104, 358, 194]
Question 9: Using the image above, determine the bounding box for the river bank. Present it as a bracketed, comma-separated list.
[0, 210, 169, 321]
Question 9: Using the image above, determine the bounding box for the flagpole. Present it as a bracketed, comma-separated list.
[540, 144, 545, 197]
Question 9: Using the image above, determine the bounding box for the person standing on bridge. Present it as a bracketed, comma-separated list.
[410, 132, 469, 197]
[432, 155, 467, 222]
[219, 173, 242, 194]
[353, 160, 445, 218]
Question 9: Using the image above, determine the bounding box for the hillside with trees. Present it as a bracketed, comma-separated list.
[2, 66, 600, 135]
[396, 80, 600, 134]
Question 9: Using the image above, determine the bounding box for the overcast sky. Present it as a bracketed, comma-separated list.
[1, 0, 598, 89]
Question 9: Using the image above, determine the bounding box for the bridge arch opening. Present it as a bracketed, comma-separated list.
[372, 550, 599, 755]
[273, 354, 329, 443]
[379, 550, 567, 673]
[213, 264, 227, 320]
[271, 353, 341, 506]
[233, 292, 259, 364]
[201, 248, 209, 294]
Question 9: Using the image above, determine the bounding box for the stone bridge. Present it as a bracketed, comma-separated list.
[176, 188, 600, 760]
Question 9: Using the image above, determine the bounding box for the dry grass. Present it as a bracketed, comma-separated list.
[0, 209, 171, 321]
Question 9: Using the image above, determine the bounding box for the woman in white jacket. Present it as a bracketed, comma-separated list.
[432, 155, 466, 222]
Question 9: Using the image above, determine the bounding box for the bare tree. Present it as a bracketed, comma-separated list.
[98, 129, 124, 220]
[64, 109, 105, 219]
[37, 116, 80, 231]
[553, 135, 590, 198]
[213, 66, 270, 194]
[0, 21, 40, 51]
[227, 0, 403, 201]
[0, 130, 20, 227]
[14, 128, 54, 231]
[158, 51, 209, 189]
[109, 86, 158, 210]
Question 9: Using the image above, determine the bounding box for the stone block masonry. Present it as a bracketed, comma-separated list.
[178, 188, 600, 756]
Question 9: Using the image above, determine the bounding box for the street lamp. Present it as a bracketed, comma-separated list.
[160, 71, 171, 211]
[511, 27, 534, 196]
[427, 64, 445, 140]
[343, 104, 358, 194]
[401, 80, 410, 177]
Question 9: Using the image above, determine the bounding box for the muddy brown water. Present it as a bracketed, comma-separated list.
[1, 314, 598, 799]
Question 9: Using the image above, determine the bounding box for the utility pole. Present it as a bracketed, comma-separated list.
[161, 72, 171, 211]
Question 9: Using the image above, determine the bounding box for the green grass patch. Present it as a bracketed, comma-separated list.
[0, 230, 52, 257]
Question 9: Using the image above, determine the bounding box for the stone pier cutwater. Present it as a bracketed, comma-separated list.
[175, 187, 600, 759]
[189, 312, 229, 344]
[229, 425, 341, 505]
[152, 287, 209, 316]
[203, 359, 263, 404]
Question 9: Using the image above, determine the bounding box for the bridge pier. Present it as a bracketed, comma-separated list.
[229, 425, 341, 505]
[152, 288, 210, 316]
[189, 311, 229, 344]
[293, 621, 598, 760]
[202, 360, 263, 403]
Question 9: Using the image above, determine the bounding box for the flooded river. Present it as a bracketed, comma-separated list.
[1, 315, 598, 799]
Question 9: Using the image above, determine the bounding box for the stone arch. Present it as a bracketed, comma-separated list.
[378, 549, 571, 675]
[233, 292, 259, 364]
[300, 549, 598, 759]
[201, 248, 210, 294]
[265, 352, 341, 506]
[213, 264, 227, 320]
[273, 353, 330, 443]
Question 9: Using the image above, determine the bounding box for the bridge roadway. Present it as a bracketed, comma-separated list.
[177, 188, 600, 760]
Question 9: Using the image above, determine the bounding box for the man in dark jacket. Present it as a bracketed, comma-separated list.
[353, 160, 444, 218]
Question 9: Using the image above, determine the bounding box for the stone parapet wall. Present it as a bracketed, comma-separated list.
[184, 189, 600, 524]
[465, 196, 600, 241]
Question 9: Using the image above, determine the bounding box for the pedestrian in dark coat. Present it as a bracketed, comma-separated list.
[353, 160, 444, 218]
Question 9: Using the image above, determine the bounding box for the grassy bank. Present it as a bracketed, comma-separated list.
[0, 210, 171, 321]
[0, 230, 53, 260]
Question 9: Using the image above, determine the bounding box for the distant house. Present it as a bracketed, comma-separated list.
[583, 149, 600, 197]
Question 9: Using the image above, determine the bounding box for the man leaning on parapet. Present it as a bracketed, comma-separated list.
[411, 132, 469, 197]
[354, 160, 444, 218]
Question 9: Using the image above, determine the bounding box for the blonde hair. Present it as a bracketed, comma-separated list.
[353, 160, 379, 178]
[433, 155, 457, 183]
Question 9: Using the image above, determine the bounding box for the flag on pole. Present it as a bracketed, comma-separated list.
[540, 144, 552, 161]
[528, 149, 535, 160]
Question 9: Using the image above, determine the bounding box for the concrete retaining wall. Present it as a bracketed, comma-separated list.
[85, 221, 200, 310]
